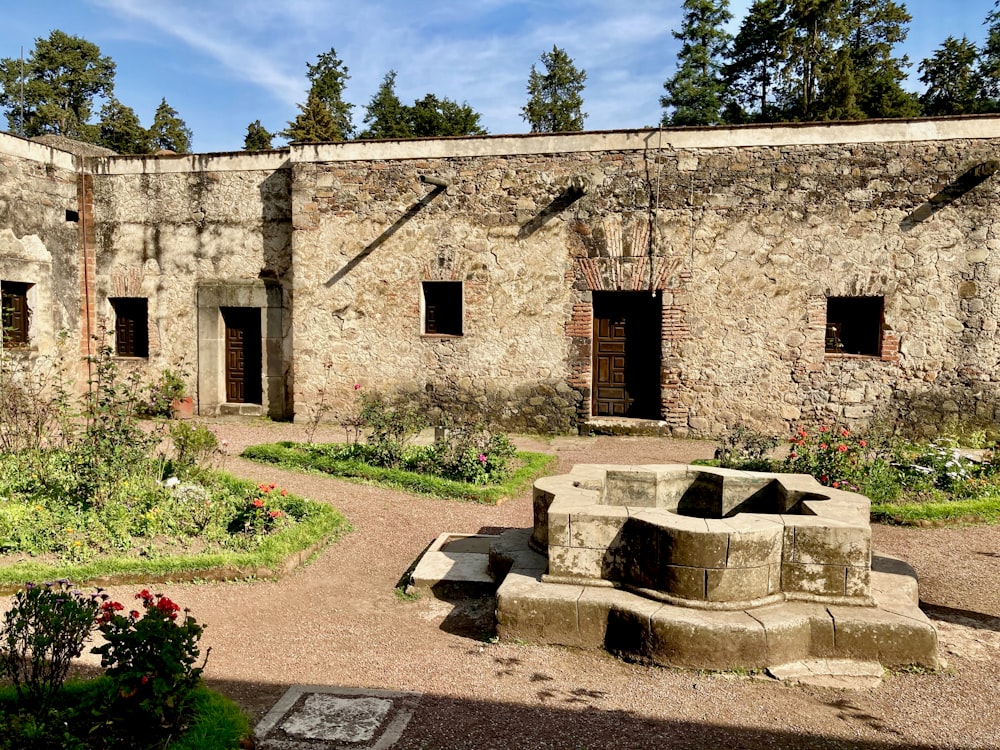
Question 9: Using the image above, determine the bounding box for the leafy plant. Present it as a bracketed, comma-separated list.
[356, 390, 427, 468]
[141, 368, 188, 419]
[92, 589, 208, 738]
[168, 421, 219, 473]
[0, 581, 99, 713]
[228, 483, 288, 540]
[714, 425, 778, 471]
[419, 423, 517, 484]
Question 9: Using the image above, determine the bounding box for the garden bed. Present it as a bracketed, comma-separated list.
[241, 441, 556, 504]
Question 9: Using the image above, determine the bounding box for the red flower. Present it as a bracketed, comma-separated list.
[789, 451, 798, 459]
[819, 426, 829, 433]
[821, 475, 829, 483]
[253, 498, 265, 508]
[354, 383, 361, 390]
[129, 610, 140, 619]
[269, 510, 283, 519]
[819, 443, 828, 450]
[833, 481, 840, 488]
[859, 440, 867, 448]
[280, 489, 288, 496]
[840, 428, 850, 438]
[837, 444, 848, 452]
[135, 589, 154, 603]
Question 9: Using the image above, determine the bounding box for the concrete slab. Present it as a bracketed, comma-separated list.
[255, 685, 421, 749]
[766, 659, 884, 689]
[408, 533, 498, 597]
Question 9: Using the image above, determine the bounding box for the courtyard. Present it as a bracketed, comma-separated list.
[52, 419, 1000, 750]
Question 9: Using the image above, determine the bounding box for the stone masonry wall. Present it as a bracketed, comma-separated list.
[0, 134, 81, 368]
[88, 153, 293, 415]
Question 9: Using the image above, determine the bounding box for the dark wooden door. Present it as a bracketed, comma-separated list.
[222, 308, 262, 404]
[592, 292, 661, 419]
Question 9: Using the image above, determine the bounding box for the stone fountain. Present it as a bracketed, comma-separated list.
[412, 463, 938, 671]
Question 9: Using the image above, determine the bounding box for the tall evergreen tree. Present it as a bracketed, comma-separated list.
[778, 0, 848, 120]
[521, 46, 587, 132]
[243, 120, 274, 151]
[149, 98, 192, 152]
[96, 97, 150, 154]
[843, 0, 919, 118]
[725, 0, 790, 122]
[0, 29, 115, 140]
[980, 2, 1000, 107]
[918, 36, 983, 116]
[359, 71, 412, 139]
[661, 0, 733, 126]
[305, 48, 354, 140]
[283, 90, 343, 143]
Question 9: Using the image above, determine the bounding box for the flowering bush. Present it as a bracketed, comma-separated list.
[418, 425, 517, 484]
[92, 589, 207, 736]
[0, 581, 99, 712]
[228, 483, 287, 538]
[783, 425, 869, 491]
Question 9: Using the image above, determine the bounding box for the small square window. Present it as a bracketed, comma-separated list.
[65, 209, 79, 222]
[422, 281, 462, 336]
[110, 297, 149, 357]
[826, 296, 883, 356]
[1, 281, 32, 347]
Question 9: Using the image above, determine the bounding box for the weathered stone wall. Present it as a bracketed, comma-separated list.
[5, 118, 999, 436]
[289, 152, 585, 431]
[0, 134, 81, 364]
[88, 152, 293, 416]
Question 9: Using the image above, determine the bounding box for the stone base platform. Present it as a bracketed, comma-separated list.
[492, 530, 938, 671]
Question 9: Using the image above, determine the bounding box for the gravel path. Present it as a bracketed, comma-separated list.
[63, 421, 1000, 748]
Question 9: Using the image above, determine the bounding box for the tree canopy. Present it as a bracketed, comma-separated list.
[521, 46, 587, 132]
[661, 0, 733, 126]
[282, 90, 344, 143]
[148, 98, 192, 152]
[359, 71, 486, 139]
[0, 30, 115, 140]
[243, 120, 274, 151]
[305, 48, 354, 140]
[97, 97, 150, 154]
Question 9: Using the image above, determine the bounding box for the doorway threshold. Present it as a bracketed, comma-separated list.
[583, 417, 673, 436]
[219, 403, 263, 417]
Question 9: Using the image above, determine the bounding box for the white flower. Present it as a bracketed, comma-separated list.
[164, 476, 181, 488]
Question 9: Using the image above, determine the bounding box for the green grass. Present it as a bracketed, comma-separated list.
[0, 680, 250, 749]
[0, 472, 351, 590]
[241, 442, 556, 504]
[871, 493, 1000, 525]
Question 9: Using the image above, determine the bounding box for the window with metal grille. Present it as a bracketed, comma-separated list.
[422, 281, 462, 336]
[1, 281, 31, 347]
[110, 297, 149, 357]
[825, 296, 884, 356]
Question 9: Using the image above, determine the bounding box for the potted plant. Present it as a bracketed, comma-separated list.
[146, 368, 193, 419]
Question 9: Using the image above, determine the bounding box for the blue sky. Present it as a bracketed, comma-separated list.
[0, 1, 995, 153]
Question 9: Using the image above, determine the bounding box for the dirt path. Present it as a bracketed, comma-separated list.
[48, 422, 1000, 748]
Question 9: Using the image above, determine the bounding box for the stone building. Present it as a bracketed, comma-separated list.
[1, 116, 999, 436]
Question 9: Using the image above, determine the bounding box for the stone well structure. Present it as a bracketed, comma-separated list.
[490, 465, 938, 671]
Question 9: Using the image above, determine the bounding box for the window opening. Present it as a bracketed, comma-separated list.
[422, 281, 463, 336]
[1, 281, 31, 347]
[65, 209, 79, 222]
[825, 296, 883, 356]
[110, 297, 149, 357]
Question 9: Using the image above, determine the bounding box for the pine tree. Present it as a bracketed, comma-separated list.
[521, 46, 587, 132]
[725, 0, 790, 122]
[843, 0, 919, 118]
[359, 71, 412, 139]
[305, 48, 354, 140]
[918, 36, 983, 116]
[980, 3, 1000, 108]
[283, 90, 343, 143]
[96, 97, 150, 154]
[778, 0, 849, 120]
[408, 94, 487, 137]
[243, 120, 274, 151]
[0, 29, 115, 140]
[149, 98, 192, 153]
[661, 0, 733, 126]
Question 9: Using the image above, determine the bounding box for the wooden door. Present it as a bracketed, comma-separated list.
[592, 292, 661, 419]
[222, 308, 262, 404]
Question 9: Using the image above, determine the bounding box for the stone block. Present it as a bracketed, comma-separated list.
[748, 602, 833, 665]
[548, 545, 607, 580]
[724, 525, 783, 567]
[577, 587, 652, 648]
[827, 606, 938, 669]
[845, 565, 871, 598]
[602, 598, 664, 660]
[569, 505, 628, 549]
[496, 574, 582, 646]
[603, 469, 658, 506]
[647, 607, 768, 670]
[782, 562, 847, 597]
[657, 564, 707, 601]
[706, 564, 771, 603]
[789, 522, 870, 566]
